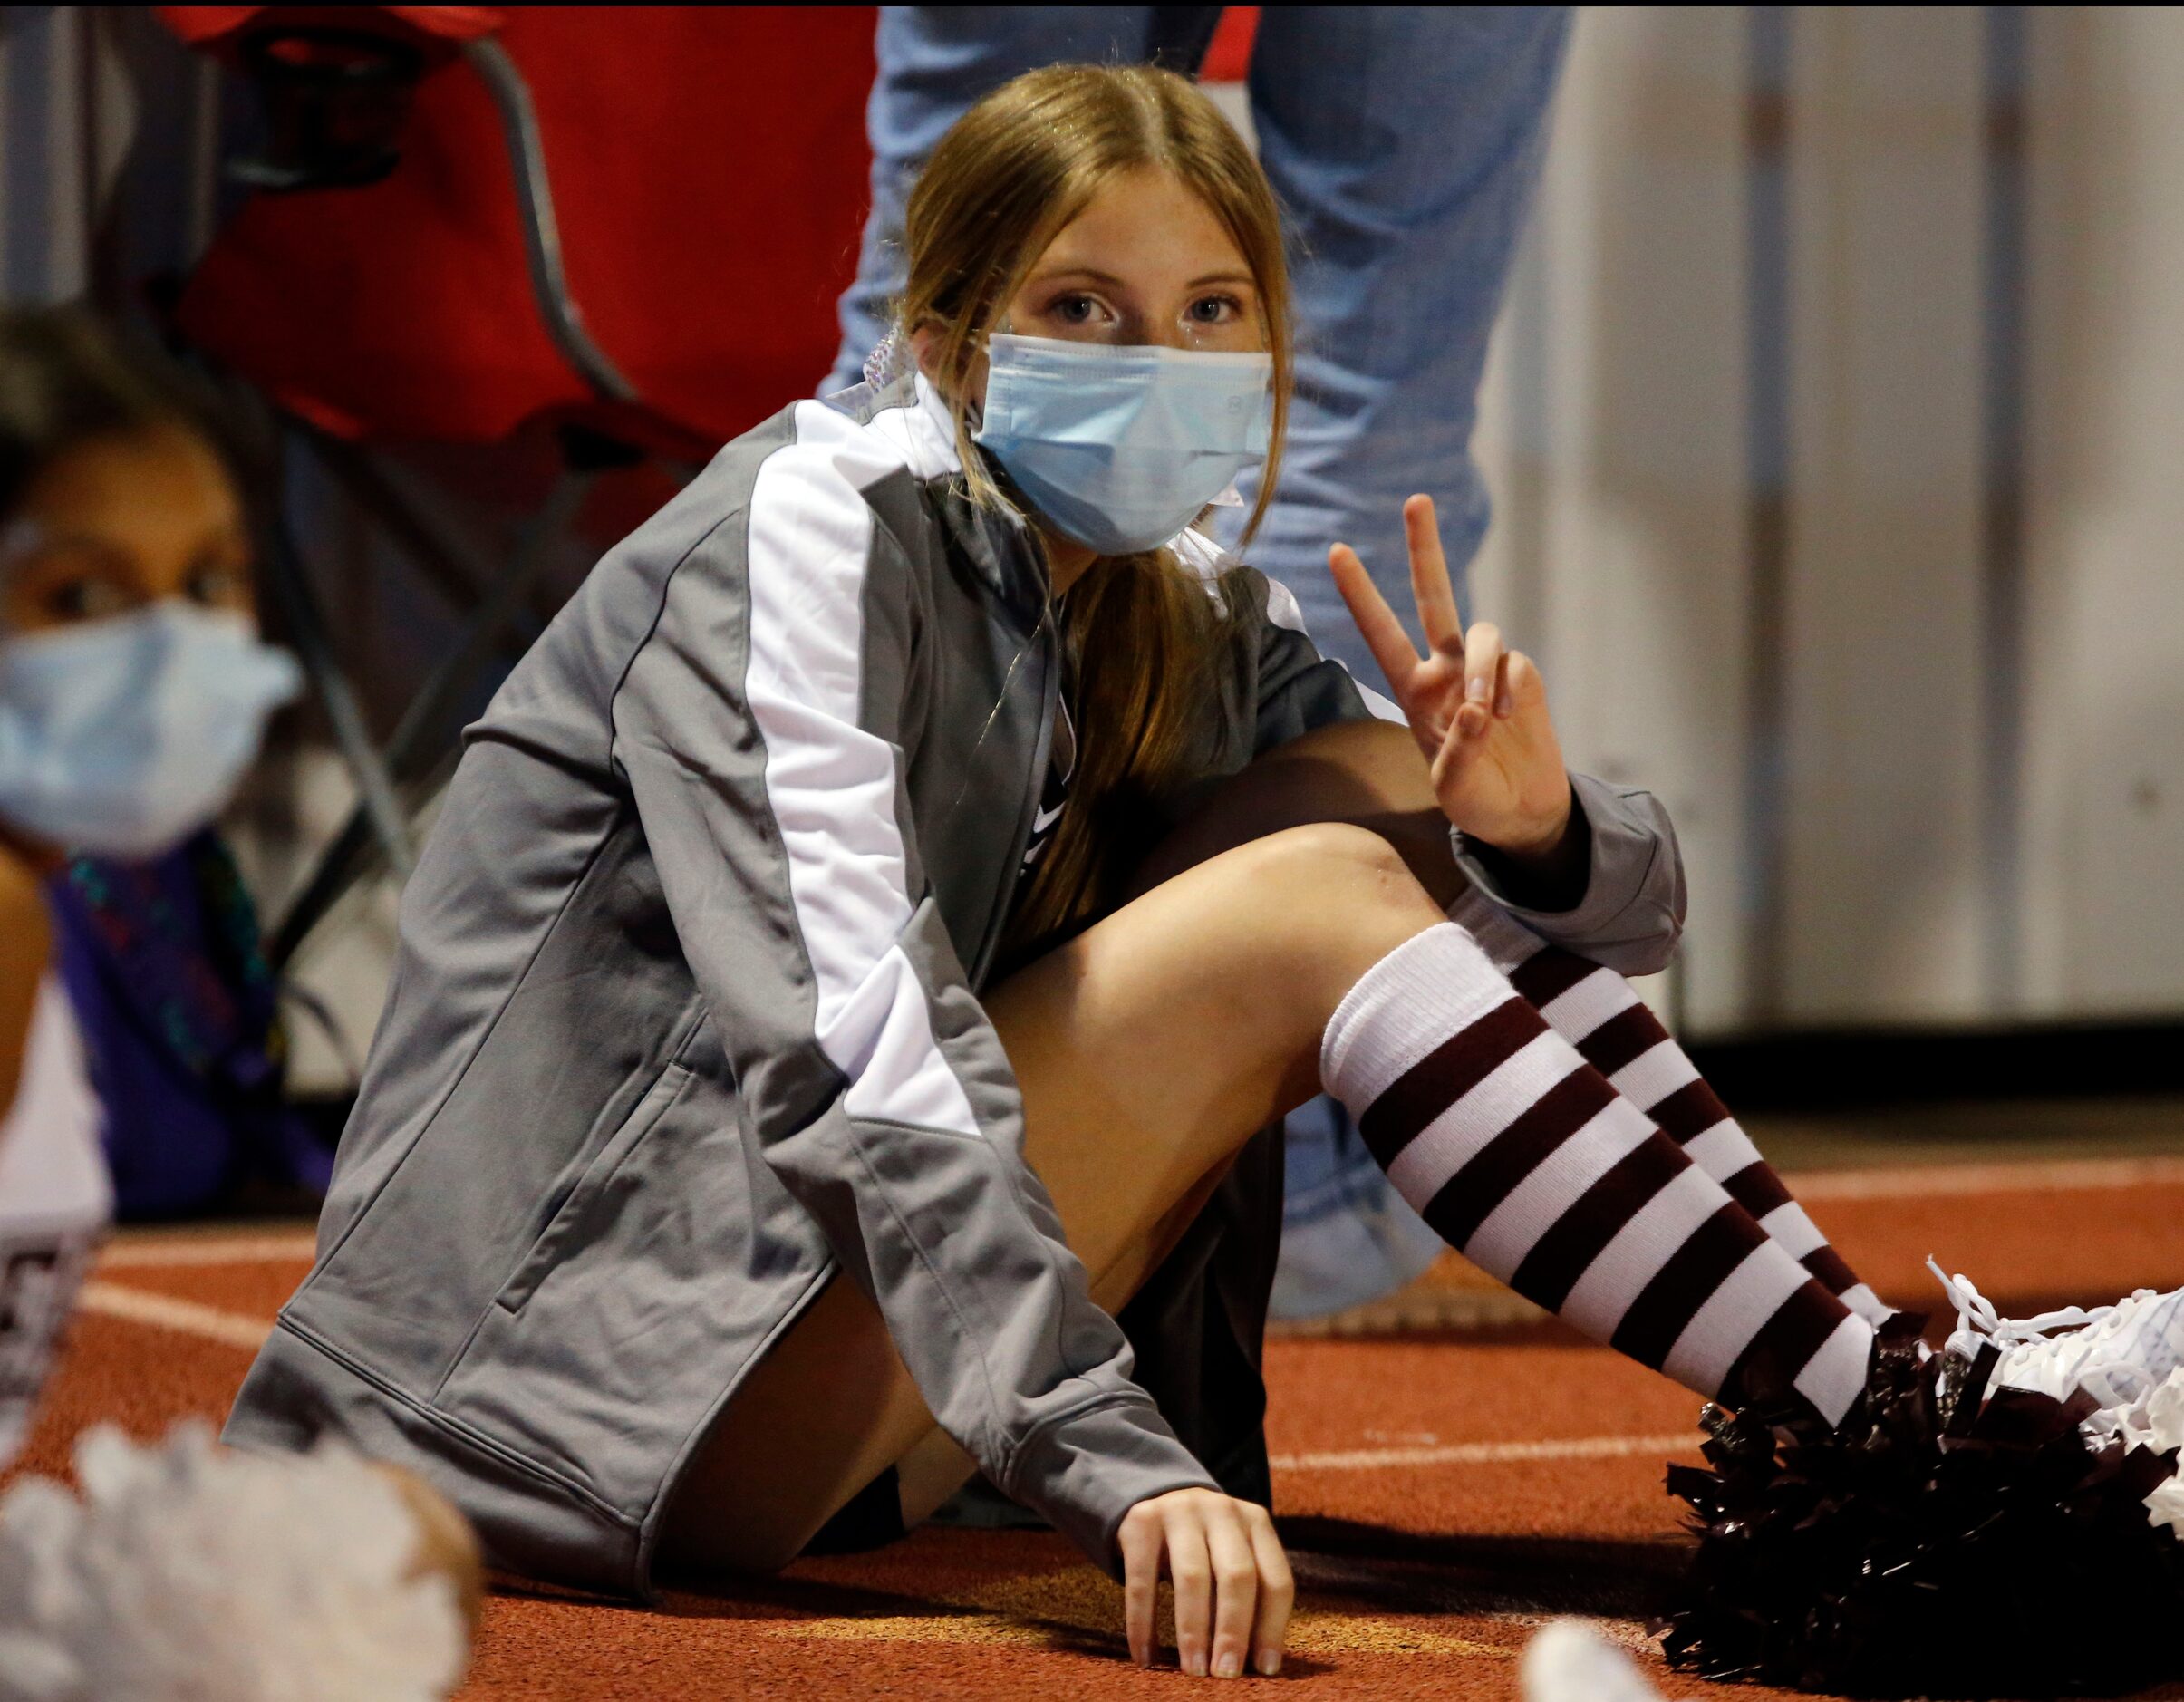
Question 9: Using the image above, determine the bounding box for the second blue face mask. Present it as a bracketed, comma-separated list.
[972, 333, 1273, 559]
[0, 602, 302, 860]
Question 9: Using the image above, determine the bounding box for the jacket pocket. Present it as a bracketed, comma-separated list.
[490, 1062, 693, 1315]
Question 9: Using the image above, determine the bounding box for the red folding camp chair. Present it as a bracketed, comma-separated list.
[159, 5, 875, 961]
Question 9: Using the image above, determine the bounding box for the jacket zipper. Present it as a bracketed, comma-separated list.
[967, 608, 1058, 989]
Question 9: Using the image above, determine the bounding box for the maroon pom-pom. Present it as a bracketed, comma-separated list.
[1657, 1313, 2184, 1697]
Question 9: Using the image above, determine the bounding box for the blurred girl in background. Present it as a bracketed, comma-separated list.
[0, 306, 304, 1460]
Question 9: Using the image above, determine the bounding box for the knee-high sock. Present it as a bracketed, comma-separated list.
[1321, 924, 1874, 1426]
[1447, 890, 1887, 1324]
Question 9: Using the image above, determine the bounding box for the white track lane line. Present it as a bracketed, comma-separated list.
[1270, 1431, 1696, 1474]
[97, 1232, 316, 1269]
[80, 1156, 2184, 1277]
[71, 1273, 1709, 1475]
[1785, 1153, 2184, 1201]
[75, 1273, 1702, 1476]
[75, 1281, 274, 1351]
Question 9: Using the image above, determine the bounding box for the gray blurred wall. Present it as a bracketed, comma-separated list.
[1470, 8, 2182, 1036]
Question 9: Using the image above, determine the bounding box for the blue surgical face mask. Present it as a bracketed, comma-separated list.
[0, 601, 303, 860]
[972, 333, 1273, 557]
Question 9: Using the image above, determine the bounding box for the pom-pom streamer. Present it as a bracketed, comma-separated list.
[1658, 1312, 2184, 1697]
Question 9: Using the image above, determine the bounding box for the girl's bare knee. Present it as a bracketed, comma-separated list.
[1206, 824, 1444, 1008]
[1230, 821, 1437, 920]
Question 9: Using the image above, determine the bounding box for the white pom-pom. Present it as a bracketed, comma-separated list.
[0, 1423, 469, 1702]
[1521, 1619, 1663, 1702]
[2121, 1366, 2184, 1537]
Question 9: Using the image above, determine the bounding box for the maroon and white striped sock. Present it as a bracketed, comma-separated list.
[1321, 924, 1874, 1425]
[1448, 890, 1887, 1324]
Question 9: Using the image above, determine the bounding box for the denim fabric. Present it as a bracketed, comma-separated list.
[1271, 1094, 1444, 1320]
[824, 6, 1570, 1320]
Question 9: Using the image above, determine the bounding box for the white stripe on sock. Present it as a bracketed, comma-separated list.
[1320, 924, 1510, 1109]
[1757, 1200, 1826, 1260]
[1385, 1029, 1581, 1208]
[1609, 1039, 1700, 1112]
[1682, 1120, 1760, 1181]
[1463, 1097, 1658, 1274]
[1560, 1163, 1728, 1341]
[1661, 1243, 1812, 1396]
[1541, 969, 1637, 1044]
[1840, 1282, 1888, 1321]
[1793, 1311, 1876, 1426]
[1445, 887, 1545, 972]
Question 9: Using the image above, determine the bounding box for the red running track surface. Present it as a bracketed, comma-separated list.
[15, 1154, 2184, 1699]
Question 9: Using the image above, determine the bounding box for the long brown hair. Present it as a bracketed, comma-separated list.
[898, 63, 1295, 960]
[0, 306, 233, 520]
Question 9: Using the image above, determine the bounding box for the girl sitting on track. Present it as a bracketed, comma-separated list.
[228, 63, 1921, 1681]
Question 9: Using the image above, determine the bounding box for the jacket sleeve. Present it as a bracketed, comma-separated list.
[1451, 775, 1687, 977]
[1238, 566, 1687, 977]
[609, 426, 1215, 1571]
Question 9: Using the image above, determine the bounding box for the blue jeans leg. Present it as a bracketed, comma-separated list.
[1237, 12, 1570, 1319]
[1271, 1094, 1445, 1320]
[1211, 6, 1570, 690]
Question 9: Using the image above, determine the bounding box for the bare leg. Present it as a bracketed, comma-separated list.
[1133, 719, 1461, 904]
[866, 1162, 1232, 1534]
[658, 814, 1446, 1574]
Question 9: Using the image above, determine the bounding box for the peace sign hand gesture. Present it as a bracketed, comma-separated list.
[1329, 496, 1574, 861]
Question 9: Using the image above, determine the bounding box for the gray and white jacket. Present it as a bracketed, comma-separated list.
[224, 374, 1686, 1597]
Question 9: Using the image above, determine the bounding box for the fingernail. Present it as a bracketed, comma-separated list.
[1215, 1652, 1242, 1678]
[1495, 691, 1513, 717]
[1467, 676, 1490, 702]
[1186, 1651, 1209, 1678]
[1258, 1650, 1282, 1677]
